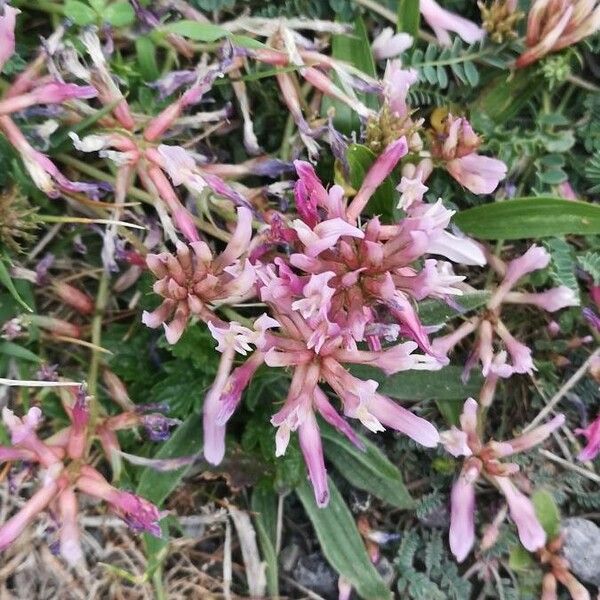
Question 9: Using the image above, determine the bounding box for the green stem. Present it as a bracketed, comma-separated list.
[152, 565, 168, 600]
[12, 0, 64, 13]
[87, 269, 110, 420]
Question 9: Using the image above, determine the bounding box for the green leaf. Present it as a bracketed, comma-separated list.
[88, 0, 106, 11]
[435, 399, 464, 427]
[508, 545, 535, 571]
[324, 16, 377, 134]
[251, 486, 279, 598]
[544, 238, 580, 302]
[64, 0, 97, 25]
[161, 21, 228, 41]
[454, 197, 600, 240]
[578, 251, 600, 284]
[231, 35, 269, 50]
[418, 291, 491, 326]
[0, 341, 41, 363]
[349, 365, 483, 401]
[532, 489, 561, 539]
[321, 425, 414, 509]
[0, 258, 33, 312]
[135, 36, 159, 81]
[104, 1, 135, 27]
[397, 0, 419, 38]
[297, 477, 392, 600]
[346, 144, 397, 221]
[476, 69, 542, 123]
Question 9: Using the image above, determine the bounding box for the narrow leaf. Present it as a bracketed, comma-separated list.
[418, 291, 491, 325]
[321, 425, 414, 509]
[324, 16, 377, 133]
[0, 341, 41, 363]
[0, 258, 33, 312]
[454, 197, 600, 240]
[297, 477, 392, 600]
[532, 489, 561, 539]
[251, 486, 279, 598]
[349, 365, 483, 400]
[162, 21, 228, 42]
[397, 0, 420, 38]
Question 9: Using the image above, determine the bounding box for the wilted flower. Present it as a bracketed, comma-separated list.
[478, 0, 524, 43]
[516, 0, 600, 68]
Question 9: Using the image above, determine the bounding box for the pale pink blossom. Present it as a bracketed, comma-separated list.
[443, 398, 561, 560]
[298, 410, 329, 507]
[383, 60, 418, 119]
[372, 27, 413, 60]
[291, 218, 364, 257]
[420, 0, 485, 45]
[494, 476, 546, 552]
[58, 488, 83, 566]
[77, 468, 162, 536]
[291, 272, 336, 320]
[446, 154, 507, 194]
[208, 321, 256, 355]
[396, 175, 428, 210]
[503, 286, 579, 312]
[449, 459, 480, 562]
[156, 144, 207, 193]
[440, 427, 472, 457]
[0, 5, 18, 72]
[0, 473, 61, 551]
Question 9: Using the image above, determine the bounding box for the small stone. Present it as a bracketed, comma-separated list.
[562, 517, 600, 586]
[293, 552, 338, 597]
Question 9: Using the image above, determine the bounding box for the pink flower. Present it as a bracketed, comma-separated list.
[440, 427, 472, 457]
[291, 218, 364, 257]
[156, 144, 207, 193]
[298, 410, 329, 507]
[372, 28, 413, 60]
[293, 160, 329, 227]
[446, 154, 507, 194]
[576, 414, 600, 461]
[0, 471, 61, 551]
[443, 399, 561, 559]
[494, 476, 546, 552]
[77, 467, 162, 536]
[58, 488, 83, 566]
[420, 0, 485, 45]
[383, 60, 418, 119]
[291, 272, 336, 320]
[0, 5, 19, 72]
[396, 175, 428, 210]
[449, 459, 480, 562]
[503, 286, 579, 312]
[208, 321, 256, 355]
[347, 137, 409, 222]
[3, 406, 43, 444]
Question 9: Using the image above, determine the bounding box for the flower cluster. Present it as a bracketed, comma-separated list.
[0, 385, 179, 562]
[442, 398, 565, 562]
